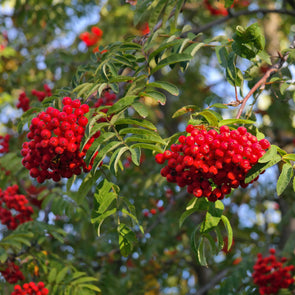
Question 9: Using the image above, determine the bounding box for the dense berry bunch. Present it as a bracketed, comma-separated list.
[12, 281, 49, 295]
[79, 26, 103, 47]
[0, 262, 25, 284]
[0, 185, 33, 230]
[252, 249, 295, 294]
[155, 125, 270, 202]
[31, 84, 52, 102]
[16, 92, 30, 111]
[0, 134, 10, 153]
[21, 97, 97, 183]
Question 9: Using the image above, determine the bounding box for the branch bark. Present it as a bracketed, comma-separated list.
[190, 8, 295, 35]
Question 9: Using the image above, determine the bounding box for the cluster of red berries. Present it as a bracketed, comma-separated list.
[16, 92, 30, 112]
[0, 262, 25, 284]
[204, 0, 250, 16]
[252, 249, 295, 295]
[79, 26, 103, 47]
[31, 84, 52, 102]
[16, 85, 52, 112]
[0, 185, 33, 230]
[0, 134, 10, 153]
[155, 125, 270, 202]
[21, 97, 98, 183]
[12, 282, 49, 295]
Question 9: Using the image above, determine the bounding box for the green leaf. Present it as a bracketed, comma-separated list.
[93, 141, 123, 171]
[245, 154, 281, 183]
[209, 103, 228, 109]
[130, 143, 164, 154]
[179, 207, 200, 228]
[130, 147, 141, 166]
[283, 154, 295, 161]
[197, 236, 208, 267]
[183, 42, 205, 57]
[78, 284, 101, 292]
[200, 201, 224, 233]
[148, 39, 183, 63]
[277, 163, 293, 196]
[107, 96, 138, 115]
[146, 81, 179, 96]
[151, 53, 192, 74]
[198, 110, 221, 126]
[48, 268, 57, 283]
[114, 118, 156, 130]
[232, 23, 265, 59]
[172, 105, 199, 118]
[92, 208, 117, 236]
[56, 267, 70, 284]
[142, 90, 166, 105]
[94, 179, 117, 214]
[118, 223, 137, 257]
[215, 46, 228, 68]
[119, 127, 164, 143]
[132, 102, 149, 118]
[218, 119, 255, 126]
[258, 145, 278, 163]
[221, 215, 233, 252]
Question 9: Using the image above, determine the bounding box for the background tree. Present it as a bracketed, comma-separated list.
[1, 0, 295, 294]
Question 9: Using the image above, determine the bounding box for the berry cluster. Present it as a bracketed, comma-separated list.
[31, 84, 52, 102]
[94, 91, 117, 114]
[12, 281, 49, 295]
[155, 125, 270, 202]
[252, 249, 295, 295]
[21, 97, 97, 183]
[204, 0, 250, 16]
[79, 26, 103, 47]
[0, 134, 10, 153]
[16, 92, 30, 112]
[16, 85, 52, 112]
[0, 185, 33, 230]
[0, 262, 25, 284]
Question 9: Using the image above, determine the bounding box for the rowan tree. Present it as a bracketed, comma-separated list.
[1, 0, 295, 294]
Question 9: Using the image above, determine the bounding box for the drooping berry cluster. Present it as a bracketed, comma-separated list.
[0, 185, 33, 230]
[0, 262, 25, 284]
[16, 92, 30, 112]
[252, 249, 295, 295]
[21, 97, 97, 183]
[0, 134, 10, 153]
[31, 84, 52, 102]
[12, 281, 49, 295]
[155, 125, 270, 202]
[79, 26, 103, 47]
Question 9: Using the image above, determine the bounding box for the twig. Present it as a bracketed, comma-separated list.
[235, 52, 289, 119]
[194, 268, 230, 295]
[190, 8, 295, 35]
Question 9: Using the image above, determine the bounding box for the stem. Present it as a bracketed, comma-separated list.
[236, 52, 289, 119]
[189, 8, 295, 35]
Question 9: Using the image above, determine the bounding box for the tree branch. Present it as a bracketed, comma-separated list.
[236, 49, 291, 119]
[192, 8, 295, 35]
